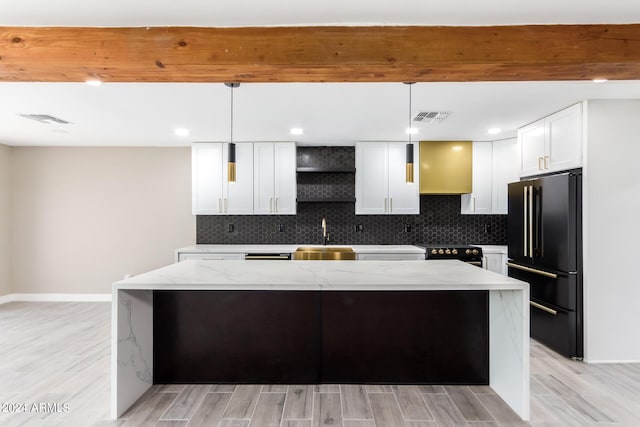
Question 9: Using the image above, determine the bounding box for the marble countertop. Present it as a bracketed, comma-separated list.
[114, 259, 527, 292]
[176, 244, 426, 254]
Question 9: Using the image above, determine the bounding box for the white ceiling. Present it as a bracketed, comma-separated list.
[2, 81, 640, 146]
[2, 0, 639, 26]
[2, 1, 640, 147]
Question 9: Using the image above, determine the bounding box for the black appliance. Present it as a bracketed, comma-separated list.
[507, 170, 583, 359]
[420, 244, 484, 267]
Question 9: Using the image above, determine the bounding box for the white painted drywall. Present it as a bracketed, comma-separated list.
[583, 100, 640, 362]
[0, 144, 11, 297]
[10, 147, 195, 294]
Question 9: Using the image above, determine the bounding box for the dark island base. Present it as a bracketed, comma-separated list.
[153, 290, 489, 385]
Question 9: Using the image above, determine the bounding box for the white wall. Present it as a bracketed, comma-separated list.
[584, 100, 640, 362]
[0, 145, 11, 297]
[11, 147, 195, 294]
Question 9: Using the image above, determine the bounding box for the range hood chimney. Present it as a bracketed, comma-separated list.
[419, 140, 472, 194]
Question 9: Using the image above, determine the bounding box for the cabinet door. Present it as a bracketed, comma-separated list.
[461, 142, 492, 215]
[223, 143, 253, 214]
[253, 143, 275, 214]
[491, 138, 519, 214]
[387, 142, 419, 214]
[192, 143, 224, 215]
[483, 253, 504, 275]
[546, 103, 583, 172]
[274, 142, 297, 214]
[356, 142, 389, 215]
[518, 120, 546, 177]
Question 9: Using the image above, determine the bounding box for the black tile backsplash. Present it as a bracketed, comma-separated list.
[197, 195, 507, 245]
[197, 146, 507, 246]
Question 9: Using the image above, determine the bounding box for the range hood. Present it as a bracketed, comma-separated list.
[419, 141, 472, 194]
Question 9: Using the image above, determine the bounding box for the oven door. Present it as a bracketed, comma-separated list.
[466, 260, 483, 268]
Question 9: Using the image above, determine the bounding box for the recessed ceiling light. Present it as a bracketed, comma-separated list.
[487, 127, 502, 135]
[290, 127, 304, 135]
[592, 78, 608, 83]
[174, 128, 190, 137]
[85, 79, 102, 86]
[405, 127, 418, 135]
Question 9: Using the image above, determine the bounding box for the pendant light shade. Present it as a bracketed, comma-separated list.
[226, 82, 240, 183]
[405, 82, 416, 184]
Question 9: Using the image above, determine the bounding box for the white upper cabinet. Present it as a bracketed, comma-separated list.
[461, 138, 518, 215]
[253, 142, 296, 215]
[356, 141, 419, 215]
[192, 142, 254, 215]
[192, 143, 224, 215]
[461, 142, 493, 215]
[518, 102, 583, 177]
[224, 142, 254, 215]
[492, 138, 519, 214]
[192, 142, 253, 215]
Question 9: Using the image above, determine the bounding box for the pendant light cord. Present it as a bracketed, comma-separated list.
[230, 84, 234, 143]
[408, 83, 412, 144]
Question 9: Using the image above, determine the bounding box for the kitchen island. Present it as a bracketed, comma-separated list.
[111, 259, 529, 420]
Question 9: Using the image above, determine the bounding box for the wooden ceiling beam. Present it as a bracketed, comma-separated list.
[1, 25, 640, 82]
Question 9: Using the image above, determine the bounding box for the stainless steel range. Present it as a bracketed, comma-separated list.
[418, 244, 484, 267]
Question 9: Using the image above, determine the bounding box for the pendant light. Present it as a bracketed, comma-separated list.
[405, 82, 416, 184]
[225, 82, 240, 183]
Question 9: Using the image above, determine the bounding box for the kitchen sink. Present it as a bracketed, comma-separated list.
[293, 247, 356, 261]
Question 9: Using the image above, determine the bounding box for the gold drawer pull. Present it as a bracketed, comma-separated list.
[530, 301, 558, 316]
[507, 262, 558, 279]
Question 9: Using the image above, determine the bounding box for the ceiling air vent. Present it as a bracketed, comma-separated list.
[413, 111, 450, 124]
[19, 114, 71, 125]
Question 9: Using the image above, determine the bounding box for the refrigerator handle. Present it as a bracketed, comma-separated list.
[523, 186, 528, 257]
[529, 185, 534, 258]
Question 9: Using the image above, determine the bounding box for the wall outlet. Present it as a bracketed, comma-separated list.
[279, 224, 286, 232]
[404, 224, 412, 233]
[355, 224, 364, 232]
[483, 223, 491, 234]
[228, 224, 235, 233]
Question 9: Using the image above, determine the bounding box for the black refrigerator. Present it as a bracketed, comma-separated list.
[507, 170, 583, 359]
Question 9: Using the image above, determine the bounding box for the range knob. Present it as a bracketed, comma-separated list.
[452, 249, 458, 255]
[438, 249, 444, 255]
[445, 249, 451, 255]
[431, 249, 438, 255]
[465, 249, 471, 255]
[472, 249, 479, 255]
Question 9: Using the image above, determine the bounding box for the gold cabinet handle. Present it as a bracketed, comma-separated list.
[538, 157, 544, 171]
[523, 187, 528, 257]
[224, 198, 228, 213]
[472, 196, 476, 213]
[384, 197, 387, 213]
[544, 156, 550, 169]
[507, 262, 558, 279]
[275, 197, 279, 212]
[530, 300, 558, 316]
[218, 198, 222, 213]
[528, 185, 533, 258]
[390, 197, 393, 213]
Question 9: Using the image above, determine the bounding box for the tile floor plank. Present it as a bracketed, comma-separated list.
[222, 385, 262, 419]
[421, 393, 467, 427]
[121, 392, 178, 427]
[262, 385, 288, 393]
[210, 384, 237, 393]
[474, 394, 526, 425]
[365, 385, 393, 393]
[283, 385, 314, 420]
[343, 421, 376, 427]
[417, 385, 445, 394]
[312, 393, 343, 427]
[282, 420, 312, 427]
[161, 384, 210, 420]
[443, 386, 493, 422]
[186, 392, 232, 427]
[340, 385, 372, 420]
[368, 392, 405, 427]
[248, 392, 285, 427]
[392, 385, 433, 421]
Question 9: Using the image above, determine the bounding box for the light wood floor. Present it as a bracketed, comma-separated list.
[1, 302, 639, 426]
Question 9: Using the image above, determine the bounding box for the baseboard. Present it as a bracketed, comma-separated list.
[0, 293, 112, 304]
[586, 359, 640, 364]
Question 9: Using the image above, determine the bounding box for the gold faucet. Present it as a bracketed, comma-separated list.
[321, 217, 330, 245]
